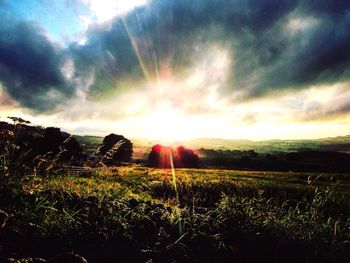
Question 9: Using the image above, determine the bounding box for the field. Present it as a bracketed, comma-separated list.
[1, 166, 350, 262]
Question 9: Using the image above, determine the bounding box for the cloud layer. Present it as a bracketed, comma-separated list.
[1, 0, 350, 116]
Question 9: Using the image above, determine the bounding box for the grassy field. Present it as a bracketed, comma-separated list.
[1, 166, 350, 262]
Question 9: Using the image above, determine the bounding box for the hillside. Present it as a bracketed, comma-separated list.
[185, 137, 348, 153]
[74, 134, 350, 154]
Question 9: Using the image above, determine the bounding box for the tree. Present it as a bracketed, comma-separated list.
[148, 145, 199, 168]
[41, 127, 62, 154]
[26, 128, 82, 161]
[148, 144, 162, 167]
[98, 134, 133, 164]
[176, 146, 200, 167]
[148, 144, 173, 168]
[60, 135, 83, 161]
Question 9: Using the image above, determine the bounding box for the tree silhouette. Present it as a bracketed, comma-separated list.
[98, 134, 133, 164]
[148, 145, 199, 168]
[176, 146, 200, 167]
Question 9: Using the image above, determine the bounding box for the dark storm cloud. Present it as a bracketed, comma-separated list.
[1, 0, 350, 112]
[0, 19, 73, 111]
[249, 1, 350, 97]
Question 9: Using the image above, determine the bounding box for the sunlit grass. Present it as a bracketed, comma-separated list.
[4, 165, 348, 262]
[21, 165, 350, 206]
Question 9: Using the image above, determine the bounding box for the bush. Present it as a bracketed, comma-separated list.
[148, 145, 199, 168]
[97, 134, 133, 165]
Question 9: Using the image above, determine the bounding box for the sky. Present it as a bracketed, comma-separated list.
[0, 0, 350, 141]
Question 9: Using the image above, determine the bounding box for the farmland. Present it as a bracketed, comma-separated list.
[1, 166, 349, 262]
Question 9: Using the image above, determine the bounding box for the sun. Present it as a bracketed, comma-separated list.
[145, 105, 186, 143]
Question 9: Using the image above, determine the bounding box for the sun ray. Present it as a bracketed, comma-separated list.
[121, 17, 151, 83]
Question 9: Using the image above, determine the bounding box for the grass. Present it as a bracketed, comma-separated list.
[1, 166, 350, 262]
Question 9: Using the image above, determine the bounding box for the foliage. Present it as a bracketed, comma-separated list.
[148, 145, 199, 168]
[97, 134, 133, 165]
[0, 166, 349, 262]
[0, 118, 83, 185]
[0, 117, 32, 188]
[198, 148, 350, 172]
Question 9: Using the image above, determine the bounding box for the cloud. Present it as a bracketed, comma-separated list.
[0, 19, 74, 111]
[1, 0, 350, 115]
[248, 8, 350, 97]
[300, 84, 350, 120]
[78, 0, 149, 23]
[66, 0, 295, 99]
[69, 0, 350, 101]
[0, 84, 15, 107]
[303, 101, 350, 121]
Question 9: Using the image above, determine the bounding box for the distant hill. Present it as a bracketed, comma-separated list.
[74, 134, 350, 154]
[186, 138, 318, 152]
[125, 135, 350, 153]
[74, 135, 104, 145]
[185, 136, 350, 153]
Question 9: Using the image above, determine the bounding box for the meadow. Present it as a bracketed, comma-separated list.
[1, 166, 349, 262]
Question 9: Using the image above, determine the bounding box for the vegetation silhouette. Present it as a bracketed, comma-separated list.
[97, 134, 133, 165]
[148, 144, 199, 168]
[1, 123, 82, 161]
[197, 148, 350, 172]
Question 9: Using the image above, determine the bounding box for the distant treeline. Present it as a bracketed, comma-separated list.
[0, 121, 82, 164]
[197, 148, 350, 173]
[3, 119, 350, 172]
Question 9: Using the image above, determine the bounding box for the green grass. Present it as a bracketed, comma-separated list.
[1, 166, 350, 262]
